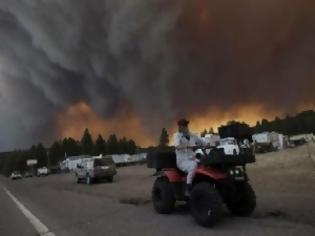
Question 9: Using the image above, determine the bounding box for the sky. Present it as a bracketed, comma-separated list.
[0, 0, 314, 151]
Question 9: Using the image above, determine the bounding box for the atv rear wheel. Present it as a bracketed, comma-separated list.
[227, 182, 256, 216]
[190, 182, 223, 227]
[152, 177, 175, 214]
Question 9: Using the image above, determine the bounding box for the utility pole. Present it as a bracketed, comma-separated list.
[46, 150, 51, 170]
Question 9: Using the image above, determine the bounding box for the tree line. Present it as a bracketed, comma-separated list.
[155, 110, 315, 150]
[0, 128, 137, 176]
[254, 110, 315, 135]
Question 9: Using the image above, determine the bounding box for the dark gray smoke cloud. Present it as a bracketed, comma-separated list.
[0, 0, 314, 150]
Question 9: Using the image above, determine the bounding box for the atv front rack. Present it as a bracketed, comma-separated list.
[200, 153, 256, 166]
[147, 150, 255, 169]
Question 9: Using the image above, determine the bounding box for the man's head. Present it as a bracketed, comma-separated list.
[177, 118, 190, 134]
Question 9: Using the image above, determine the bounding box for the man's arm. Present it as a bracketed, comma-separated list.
[174, 133, 192, 150]
[193, 134, 208, 147]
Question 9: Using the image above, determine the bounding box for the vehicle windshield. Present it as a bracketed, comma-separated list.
[94, 158, 114, 167]
[221, 140, 236, 145]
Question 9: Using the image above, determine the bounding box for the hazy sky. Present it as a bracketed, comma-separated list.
[0, 0, 314, 151]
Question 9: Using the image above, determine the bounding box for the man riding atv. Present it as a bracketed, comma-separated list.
[174, 119, 207, 194]
[148, 119, 256, 227]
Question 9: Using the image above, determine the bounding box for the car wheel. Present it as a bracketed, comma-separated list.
[107, 176, 113, 182]
[152, 177, 175, 214]
[190, 182, 223, 227]
[75, 174, 80, 184]
[86, 175, 92, 185]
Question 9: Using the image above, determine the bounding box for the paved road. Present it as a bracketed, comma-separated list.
[1, 144, 315, 236]
[0, 186, 37, 236]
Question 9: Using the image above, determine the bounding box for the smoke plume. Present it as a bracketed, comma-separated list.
[0, 0, 314, 150]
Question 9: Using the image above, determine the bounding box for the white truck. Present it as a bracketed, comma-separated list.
[37, 166, 49, 176]
[217, 137, 240, 155]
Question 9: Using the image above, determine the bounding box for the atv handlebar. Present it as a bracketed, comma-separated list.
[175, 145, 211, 151]
[192, 145, 211, 151]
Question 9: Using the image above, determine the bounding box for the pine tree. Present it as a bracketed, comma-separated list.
[80, 128, 94, 155]
[127, 139, 137, 154]
[94, 135, 106, 155]
[118, 137, 128, 154]
[201, 129, 208, 137]
[107, 134, 118, 154]
[63, 138, 80, 156]
[159, 128, 169, 147]
[50, 141, 64, 165]
[36, 143, 47, 167]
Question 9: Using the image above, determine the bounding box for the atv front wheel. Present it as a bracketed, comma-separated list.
[152, 177, 175, 214]
[190, 182, 223, 227]
[227, 182, 256, 216]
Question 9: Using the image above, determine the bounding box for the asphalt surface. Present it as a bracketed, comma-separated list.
[1, 144, 315, 236]
[0, 186, 37, 236]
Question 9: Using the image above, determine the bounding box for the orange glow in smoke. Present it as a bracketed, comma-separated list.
[189, 105, 278, 133]
[56, 102, 285, 147]
[55, 102, 154, 147]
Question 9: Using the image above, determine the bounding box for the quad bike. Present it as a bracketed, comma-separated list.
[147, 147, 256, 227]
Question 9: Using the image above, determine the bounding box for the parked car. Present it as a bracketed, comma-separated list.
[217, 137, 240, 155]
[10, 171, 22, 180]
[37, 167, 49, 176]
[24, 171, 33, 178]
[75, 156, 117, 184]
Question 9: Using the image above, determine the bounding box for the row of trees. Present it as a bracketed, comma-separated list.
[50, 129, 138, 164]
[0, 129, 138, 176]
[254, 110, 315, 135]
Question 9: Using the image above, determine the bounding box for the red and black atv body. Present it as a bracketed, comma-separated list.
[148, 148, 256, 227]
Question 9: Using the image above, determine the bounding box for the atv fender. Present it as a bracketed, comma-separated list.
[195, 166, 228, 181]
[163, 169, 186, 183]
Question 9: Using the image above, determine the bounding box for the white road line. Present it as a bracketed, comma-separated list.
[2, 186, 55, 236]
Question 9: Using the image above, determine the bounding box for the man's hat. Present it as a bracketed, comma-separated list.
[177, 118, 189, 126]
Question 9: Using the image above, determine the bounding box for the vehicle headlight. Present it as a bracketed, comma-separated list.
[230, 170, 234, 175]
[235, 170, 240, 174]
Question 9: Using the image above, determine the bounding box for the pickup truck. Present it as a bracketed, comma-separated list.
[37, 167, 49, 176]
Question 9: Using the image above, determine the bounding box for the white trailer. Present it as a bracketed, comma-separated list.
[60, 155, 90, 172]
[289, 133, 315, 146]
[252, 132, 283, 153]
